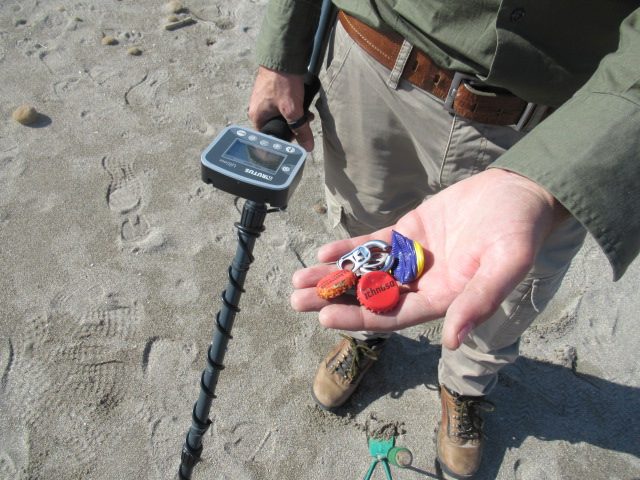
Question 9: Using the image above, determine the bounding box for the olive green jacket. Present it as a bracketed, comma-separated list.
[256, 0, 640, 279]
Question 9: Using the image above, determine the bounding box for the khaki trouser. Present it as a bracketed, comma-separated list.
[316, 21, 586, 396]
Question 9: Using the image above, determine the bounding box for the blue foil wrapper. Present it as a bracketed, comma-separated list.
[391, 230, 418, 283]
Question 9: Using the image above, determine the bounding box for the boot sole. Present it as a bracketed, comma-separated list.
[435, 431, 476, 480]
[310, 385, 342, 411]
[436, 458, 474, 480]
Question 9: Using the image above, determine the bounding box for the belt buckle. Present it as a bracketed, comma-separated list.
[443, 72, 476, 114]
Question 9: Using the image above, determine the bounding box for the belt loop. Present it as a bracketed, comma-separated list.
[515, 104, 552, 132]
[387, 39, 413, 90]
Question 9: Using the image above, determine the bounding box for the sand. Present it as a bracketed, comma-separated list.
[1, 1, 639, 479]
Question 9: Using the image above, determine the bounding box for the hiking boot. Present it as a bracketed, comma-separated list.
[311, 334, 386, 410]
[437, 384, 494, 479]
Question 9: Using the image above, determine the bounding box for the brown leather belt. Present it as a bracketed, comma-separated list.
[338, 11, 551, 129]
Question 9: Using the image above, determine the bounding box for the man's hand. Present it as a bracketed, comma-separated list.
[248, 66, 315, 151]
[290, 169, 568, 350]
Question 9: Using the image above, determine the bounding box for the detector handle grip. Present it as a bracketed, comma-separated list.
[259, 74, 321, 141]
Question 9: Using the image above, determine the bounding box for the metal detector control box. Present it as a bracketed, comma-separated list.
[201, 125, 307, 208]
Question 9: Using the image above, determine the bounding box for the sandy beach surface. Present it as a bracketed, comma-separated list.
[1, 1, 639, 479]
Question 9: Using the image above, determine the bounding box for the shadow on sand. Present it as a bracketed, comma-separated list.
[327, 334, 640, 479]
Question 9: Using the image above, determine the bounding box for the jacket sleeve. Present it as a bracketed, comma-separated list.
[255, 0, 323, 74]
[492, 8, 640, 280]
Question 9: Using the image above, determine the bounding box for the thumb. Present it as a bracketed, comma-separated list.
[442, 252, 532, 350]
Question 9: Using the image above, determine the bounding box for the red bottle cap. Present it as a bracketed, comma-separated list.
[356, 271, 399, 313]
[316, 269, 358, 300]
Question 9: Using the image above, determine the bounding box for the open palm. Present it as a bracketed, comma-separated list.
[290, 169, 567, 350]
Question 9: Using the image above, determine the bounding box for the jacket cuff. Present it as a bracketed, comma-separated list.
[255, 0, 321, 74]
[492, 92, 640, 280]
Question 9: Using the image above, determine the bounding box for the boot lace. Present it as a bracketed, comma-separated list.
[452, 394, 495, 440]
[333, 334, 381, 382]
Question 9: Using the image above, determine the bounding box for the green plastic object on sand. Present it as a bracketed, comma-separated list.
[363, 436, 413, 480]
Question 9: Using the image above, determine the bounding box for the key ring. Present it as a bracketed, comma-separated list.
[362, 240, 391, 252]
[358, 251, 395, 274]
[359, 241, 394, 274]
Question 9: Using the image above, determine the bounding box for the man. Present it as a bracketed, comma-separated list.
[248, 1, 640, 478]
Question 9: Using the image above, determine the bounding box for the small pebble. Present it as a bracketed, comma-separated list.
[101, 35, 118, 45]
[313, 202, 327, 214]
[166, 14, 179, 22]
[12, 105, 40, 125]
[57, 6, 66, 12]
[163, 0, 187, 14]
[127, 47, 142, 56]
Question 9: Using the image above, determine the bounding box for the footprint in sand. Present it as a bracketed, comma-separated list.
[102, 155, 143, 214]
[120, 213, 150, 243]
[266, 265, 282, 285]
[124, 69, 170, 108]
[88, 64, 119, 87]
[0, 337, 13, 391]
[17, 289, 140, 415]
[120, 214, 167, 253]
[53, 76, 82, 98]
[0, 151, 26, 188]
[3, 285, 142, 477]
[102, 156, 167, 253]
[0, 416, 29, 480]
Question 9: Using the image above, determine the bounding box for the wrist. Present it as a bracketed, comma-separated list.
[257, 65, 304, 80]
[491, 168, 570, 224]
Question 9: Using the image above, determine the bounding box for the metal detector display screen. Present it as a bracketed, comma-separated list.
[223, 139, 285, 174]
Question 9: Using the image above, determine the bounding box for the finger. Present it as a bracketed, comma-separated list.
[291, 121, 314, 152]
[290, 287, 360, 312]
[247, 98, 280, 130]
[442, 250, 533, 350]
[290, 287, 332, 312]
[317, 226, 394, 263]
[285, 110, 314, 151]
[291, 264, 336, 289]
[318, 290, 442, 331]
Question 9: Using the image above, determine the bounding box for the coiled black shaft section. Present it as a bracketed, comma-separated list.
[179, 200, 268, 480]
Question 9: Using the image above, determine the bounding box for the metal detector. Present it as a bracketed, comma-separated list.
[178, 2, 337, 478]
